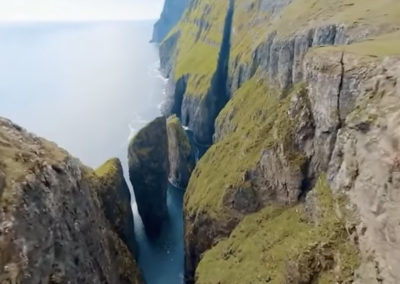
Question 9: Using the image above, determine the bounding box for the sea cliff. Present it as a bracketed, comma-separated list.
[0, 118, 142, 283]
[156, 0, 400, 283]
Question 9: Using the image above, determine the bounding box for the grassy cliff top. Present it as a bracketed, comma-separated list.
[167, 115, 192, 155]
[165, 0, 229, 98]
[95, 158, 122, 178]
[167, 114, 182, 127]
[129, 117, 166, 150]
[231, 0, 400, 65]
[0, 117, 69, 209]
[316, 31, 400, 58]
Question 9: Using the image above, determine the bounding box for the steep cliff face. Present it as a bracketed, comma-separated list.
[160, 0, 233, 146]
[128, 117, 169, 238]
[156, 0, 400, 283]
[152, 0, 188, 43]
[167, 115, 195, 189]
[0, 118, 142, 284]
[95, 158, 136, 255]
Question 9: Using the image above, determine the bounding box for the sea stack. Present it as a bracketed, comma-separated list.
[166, 115, 195, 189]
[128, 116, 169, 238]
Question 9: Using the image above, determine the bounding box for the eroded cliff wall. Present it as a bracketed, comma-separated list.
[157, 0, 400, 283]
[0, 118, 142, 283]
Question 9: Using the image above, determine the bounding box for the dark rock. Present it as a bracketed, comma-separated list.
[0, 117, 142, 284]
[128, 117, 169, 238]
[167, 115, 195, 188]
[95, 158, 136, 255]
[0, 169, 5, 195]
[222, 185, 259, 214]
[184, 211, 239, 284]
[161, 75, 187, 117]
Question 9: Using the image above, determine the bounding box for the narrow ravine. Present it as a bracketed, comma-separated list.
[204, 0, 235, 142]
[132, 184, 185, 284]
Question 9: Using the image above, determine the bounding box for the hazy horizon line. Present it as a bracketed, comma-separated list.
[0, 18, 158, 24]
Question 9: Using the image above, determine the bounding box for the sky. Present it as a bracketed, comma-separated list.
[0, 0, 165, 21]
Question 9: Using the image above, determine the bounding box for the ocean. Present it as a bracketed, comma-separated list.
[0, 20, 183, 284]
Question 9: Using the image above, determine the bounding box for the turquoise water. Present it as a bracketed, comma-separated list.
[0, 21, 183, 284]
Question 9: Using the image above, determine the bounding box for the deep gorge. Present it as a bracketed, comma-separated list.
[1, 0, 400, 283]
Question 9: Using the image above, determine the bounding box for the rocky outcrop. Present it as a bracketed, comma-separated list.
[326, 54, 400, 284]
[0, 117, 142, 284]
[128, 117, 169, 238]
[167, 115, 195, 189]
[152, 0, 188, 43]
[95, 158, 136, 255]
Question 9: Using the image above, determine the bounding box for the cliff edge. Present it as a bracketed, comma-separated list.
[0, 117, 142, 283]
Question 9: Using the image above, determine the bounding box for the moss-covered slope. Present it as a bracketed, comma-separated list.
[196, 176, 359, 284]
[160, 0, 233, 145]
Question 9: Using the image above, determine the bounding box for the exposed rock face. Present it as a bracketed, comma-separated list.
[326, 56, 400, 284]
[159, 0, 233, 146]
[128, 117, 169, 238]
[0, 117, 142, 284]
[152, 0, 188, 43]
[153, 0, 400, 282]
[95, 158, 136, 255]
[155, 0, 400, 282]
[167, 115, 195, 189]
[161, 75, 187, 116]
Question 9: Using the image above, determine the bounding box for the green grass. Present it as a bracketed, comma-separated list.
[230, 0, 273, 64]
[185, 78, 306, 219]
[273, 0, 400, 38]
[95, 158, 120, 177]
[231, 0, 400, 66]
[317, 31, 400, 57]
[195, 175, 360, 284]
[163, 0, 229, 98]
